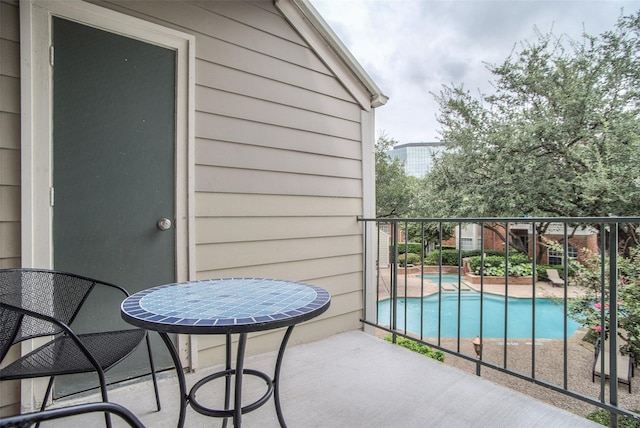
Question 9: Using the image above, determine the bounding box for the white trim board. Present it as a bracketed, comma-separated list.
[19, 0, 195, 410]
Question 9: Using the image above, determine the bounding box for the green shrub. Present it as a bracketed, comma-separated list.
[397, 253, 422, 267]
[463, 250, 521, 258]
[587, 409, 640, 427]
[389, 243, 424, 263]
[384, 335, 445, 362]
[425, 249, 525, 267]
[467, 255, 532, 277]
[425, 249, 461, 266]
[400, 242, 424, 255]
[437, 245, 456, 250]
[389, 242, 423, 255]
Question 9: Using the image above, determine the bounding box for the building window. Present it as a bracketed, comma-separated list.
[548, 245, 578, 265]
[460, 237, 474, 251]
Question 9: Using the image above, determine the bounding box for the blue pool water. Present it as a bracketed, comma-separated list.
[422, 273, 463, 283]
[377, 292, 580, 339]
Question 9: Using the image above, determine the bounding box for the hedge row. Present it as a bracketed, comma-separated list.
[466, 254, 530, 272]
[424, 249, 519, 266]
[391, 242, 425, 255]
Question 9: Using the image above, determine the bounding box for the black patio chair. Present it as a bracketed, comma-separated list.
[0, 269, 160, 427]
[0, 401, 144, 428]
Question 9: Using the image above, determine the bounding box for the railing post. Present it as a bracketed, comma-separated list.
[608, 223, 619, 428]
[477, 221, 485, 377]
[358, 216, 640, 425]
[391, 221, 398, 344]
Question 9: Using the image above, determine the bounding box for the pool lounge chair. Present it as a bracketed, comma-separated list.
[546, 269, 564, 287]
[592, 338, 635, 393]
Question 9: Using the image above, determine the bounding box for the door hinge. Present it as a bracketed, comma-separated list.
[50, 187, 54, 206]
[49, 46, 54, 66]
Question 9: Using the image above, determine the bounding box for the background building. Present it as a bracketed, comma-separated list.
[387, 142, 445, 177]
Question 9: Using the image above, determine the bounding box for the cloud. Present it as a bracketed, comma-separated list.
[310, 0, 640, 143]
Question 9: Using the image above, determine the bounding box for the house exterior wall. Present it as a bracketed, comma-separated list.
[0, 0, 20, 269]
[443, 223, 599, 265]
[537, 233, 599, 265]
[0, 0, 21, 417]
[5, 2, 373, 404]
[93, 0, 368, 367]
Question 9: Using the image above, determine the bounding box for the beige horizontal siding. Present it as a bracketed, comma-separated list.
[0, 186, 19, 221]
[1, 39, 19, 77]
[195, 165, 363, 197]
[198, 37, 353, 102]
[100, 0, 356, 102]
[192, 0, 305, 45]
[0, 0, 20, 279]
[0, 75, 19, 114]
[0, 113, 19, 149]
[0, 1, 19, 42]
[196, 193, 363, 217]
[196, 139, 362, 179]
[0, 1, 20, 409]
[0, 148, 19, 186]
[0, 222, 20, 259]
[111, 0, 329, 74]
[195, 216, 361, 244]
[196, 254, 362, 284]
[196, 87, 360, 139]
[0, 376, 19, 417]
[196, 60, 361, 122]
[196, 235, 362, 271]
[195, 114, 362, 160]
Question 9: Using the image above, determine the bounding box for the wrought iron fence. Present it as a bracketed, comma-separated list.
[358, 216, 640, 427]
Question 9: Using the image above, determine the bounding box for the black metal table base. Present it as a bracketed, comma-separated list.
[158, 326, 294, 428]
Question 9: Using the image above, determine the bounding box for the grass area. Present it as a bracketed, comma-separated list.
[384, 335, 445, 362]
[587, 409, 640, 427]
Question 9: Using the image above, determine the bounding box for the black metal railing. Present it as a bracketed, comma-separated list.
[358, 216, 640, 427]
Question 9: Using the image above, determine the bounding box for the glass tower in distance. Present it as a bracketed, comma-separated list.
[387, 142, 445, 178]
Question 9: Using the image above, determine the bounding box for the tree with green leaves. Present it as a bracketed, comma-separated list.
[425, 12, 640, 255]
[375, 133, 417, 218]
[375, 134, 454, 247]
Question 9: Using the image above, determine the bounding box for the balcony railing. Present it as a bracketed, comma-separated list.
[358, 216, 640, 427]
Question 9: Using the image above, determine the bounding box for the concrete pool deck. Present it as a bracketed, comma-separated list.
[377, 267, 584, 300]
[372, 268, 640, 420]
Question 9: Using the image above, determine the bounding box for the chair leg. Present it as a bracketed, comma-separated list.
[145, 333, 162, 411]
[34, 377, 56, 428]
[96, 367, 112, 428]
[41, 377, 55, 411]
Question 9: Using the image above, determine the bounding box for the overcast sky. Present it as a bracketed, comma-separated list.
[308, 0, 640, 144]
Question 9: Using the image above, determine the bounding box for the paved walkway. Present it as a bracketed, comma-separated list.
[42, 331, 599, 427]
[374, 267, 640, 419]
[378, 267, 584, 300]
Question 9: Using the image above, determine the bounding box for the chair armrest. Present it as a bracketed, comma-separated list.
[0, 303, 104, 374]
[91, 278, 133, 298]
[0, 402, 144, 428]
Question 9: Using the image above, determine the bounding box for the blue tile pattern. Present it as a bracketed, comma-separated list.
[121, 278, 330, 333]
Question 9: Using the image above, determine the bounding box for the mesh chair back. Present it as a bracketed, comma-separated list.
[0, 307, 22, 362]
[0, 269, 96, 350]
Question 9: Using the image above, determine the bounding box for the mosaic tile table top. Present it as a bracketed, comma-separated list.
[121, 278, 331, 334]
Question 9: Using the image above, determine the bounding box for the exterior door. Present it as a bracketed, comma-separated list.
[52, 17, 176, 396]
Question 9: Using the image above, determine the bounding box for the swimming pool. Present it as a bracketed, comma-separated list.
[377, 291, 580, 339]
[421, 273, 463, 283]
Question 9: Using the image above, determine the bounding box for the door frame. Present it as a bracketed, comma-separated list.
[19, 0, 195, 411]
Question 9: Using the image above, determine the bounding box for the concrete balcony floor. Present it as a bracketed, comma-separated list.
[44, 331, 598, 427]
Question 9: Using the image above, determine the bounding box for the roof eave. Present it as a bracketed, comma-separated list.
[276, 0, 388, 108]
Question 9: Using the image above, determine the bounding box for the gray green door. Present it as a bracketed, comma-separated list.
[52, 17, 176, 396]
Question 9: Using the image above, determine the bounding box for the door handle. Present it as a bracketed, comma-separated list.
[157, 218, 172, 231]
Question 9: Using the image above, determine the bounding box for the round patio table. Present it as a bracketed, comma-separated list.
[121, 278, 331, 427]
